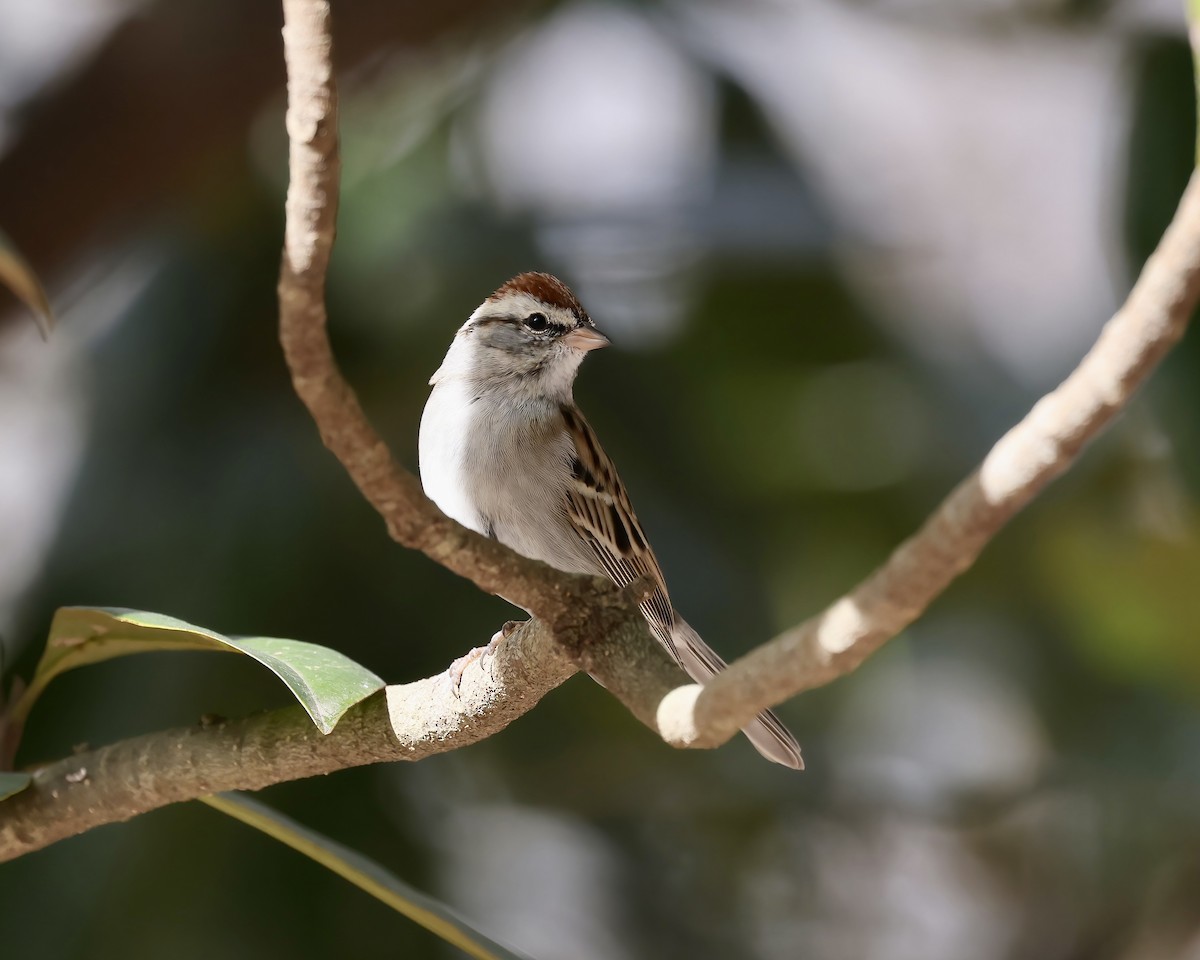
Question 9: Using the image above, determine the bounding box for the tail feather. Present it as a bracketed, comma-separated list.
[671, 619, 804, 770]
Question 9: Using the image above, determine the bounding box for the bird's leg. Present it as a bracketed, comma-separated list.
[447, 620, 524, 698]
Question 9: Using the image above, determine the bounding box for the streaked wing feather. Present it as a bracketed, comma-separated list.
[559, 405, 804, 769]
[559, 405, 682, 665]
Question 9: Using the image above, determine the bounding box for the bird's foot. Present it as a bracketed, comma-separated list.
[448, 620, 524, 698]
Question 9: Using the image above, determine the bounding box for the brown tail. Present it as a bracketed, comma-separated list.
[670, 619, 804, 770]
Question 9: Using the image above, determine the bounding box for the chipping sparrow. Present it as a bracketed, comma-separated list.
[419, 273, 803, 769]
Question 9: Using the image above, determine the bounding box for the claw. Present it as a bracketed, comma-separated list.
[447, 621, 526, 698]
[497, 620, 522, 641]
[447, 647, 484, 699]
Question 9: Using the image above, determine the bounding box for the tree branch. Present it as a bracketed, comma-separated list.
[273, 0, 680, 731]
[0, 0, 685, 863]
[4, 0, 1199, 862]
[275, 1, 623, 631]
[0, 613, 684, 862]
[274, 0, 684, 716]
[0, 621, 568, 861]
[657, 170, 1200, 750]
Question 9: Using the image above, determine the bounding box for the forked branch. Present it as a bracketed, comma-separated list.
[2, 0, 1198, 863]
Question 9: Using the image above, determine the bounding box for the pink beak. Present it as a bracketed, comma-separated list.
[564, 327, 610, 352]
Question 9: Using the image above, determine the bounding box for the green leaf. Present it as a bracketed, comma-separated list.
[10, 607, 384, 735]
[0, 772, 31, 801]
[0, 228, 54, 337]
[202, 793, 531, 960]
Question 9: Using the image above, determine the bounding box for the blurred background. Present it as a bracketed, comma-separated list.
[2, 0, 1199, 957]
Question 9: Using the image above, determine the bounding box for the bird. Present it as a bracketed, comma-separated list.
[419, 272, 803, 769]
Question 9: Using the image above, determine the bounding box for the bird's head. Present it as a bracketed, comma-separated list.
[434, 272, 609, 400]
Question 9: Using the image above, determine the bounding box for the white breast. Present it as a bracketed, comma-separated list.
[419, 378, 489, 535]
[418, 378, 599, 578]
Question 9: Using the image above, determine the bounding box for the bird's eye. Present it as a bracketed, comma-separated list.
[524, 313, 549, 332]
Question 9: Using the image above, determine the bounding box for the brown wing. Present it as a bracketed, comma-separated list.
[559, 404, 683, 666]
